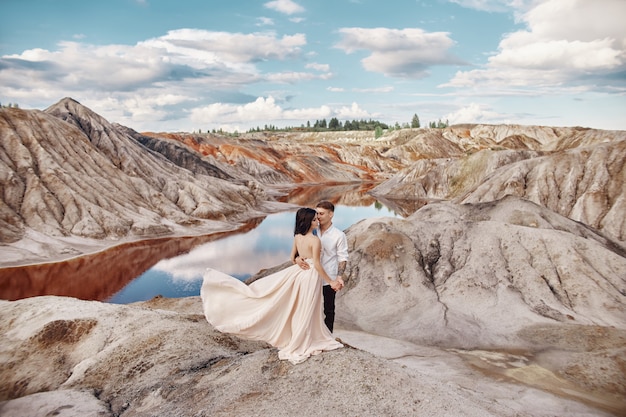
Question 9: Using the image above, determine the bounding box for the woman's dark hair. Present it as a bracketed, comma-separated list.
[294, 207, 316, 235]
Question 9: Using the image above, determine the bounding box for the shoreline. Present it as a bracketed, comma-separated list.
[0, 222, 242, 269]
[0, 200, 297, 269]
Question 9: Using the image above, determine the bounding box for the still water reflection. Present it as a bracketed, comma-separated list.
[0, 223, 261, 302]
[107, 202, 402, 303]
[0, 184, 417, 304]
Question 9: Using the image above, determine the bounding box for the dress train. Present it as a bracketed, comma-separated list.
[200, 259, 343, 364]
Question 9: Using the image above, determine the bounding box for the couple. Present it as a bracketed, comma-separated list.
[200, 201, 349, 364]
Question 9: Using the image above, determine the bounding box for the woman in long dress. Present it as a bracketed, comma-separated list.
[200, 207, 343, 364]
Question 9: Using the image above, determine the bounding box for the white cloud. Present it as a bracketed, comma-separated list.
[149, 29, 306, 64]
[443, 0, 626, 91]
[265, 71, 332, 83]
[335, 102, 372, 119]
[1, 42, 180, 95]
[3, 1, 622, 132]
[264, 0, 305, 15]
[189, 96, 371, 129]
[492, 36, 622, 71]
[0, 29, 311, 130]
[189, 96, 285, 125]
[305, 62, 330, 72]
[257, 17, 275, 26]
[447, 0, 522, 12]
[352, 86, 394, 93]
[444, 102, 509, 124]
[121, 94, 192, 121]
[335, 27, 466, 78]
[1, 30, 307, 94]
[523, 0, 625, 42]
[283, 105, 333, 120]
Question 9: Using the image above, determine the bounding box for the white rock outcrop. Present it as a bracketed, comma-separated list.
[372, 138, 626, 244]
[1, 294, 622, 417]
[0, 100, 266, 244]
[338, 197, 626, 348]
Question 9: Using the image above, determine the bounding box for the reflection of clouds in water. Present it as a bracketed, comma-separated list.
[155, 212, 296, 282]
[152, 206, 400, 283]
[259, 211, 296, 238]
[265, 224, 293, 239]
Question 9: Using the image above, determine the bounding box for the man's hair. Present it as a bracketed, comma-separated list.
[316, 200, 335, 212]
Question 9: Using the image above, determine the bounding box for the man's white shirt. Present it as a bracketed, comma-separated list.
[317, 224, 348, 285]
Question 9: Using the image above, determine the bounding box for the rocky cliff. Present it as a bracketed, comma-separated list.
[1, 295, 623, 417]
[339, 196, 626, 347]
[2, 98, 625, 266]
[371, 135, 626, 244]
[0, 99, 265, 244]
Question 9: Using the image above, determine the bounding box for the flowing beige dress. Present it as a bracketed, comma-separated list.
[200, 259, 343, 364]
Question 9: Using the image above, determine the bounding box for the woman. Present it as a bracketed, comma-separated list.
[200, 208, 343, 364]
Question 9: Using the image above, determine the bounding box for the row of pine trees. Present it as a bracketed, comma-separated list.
[204, 114, 449, 136]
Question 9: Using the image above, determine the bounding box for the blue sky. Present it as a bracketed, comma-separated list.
[1, 0, 625, 132]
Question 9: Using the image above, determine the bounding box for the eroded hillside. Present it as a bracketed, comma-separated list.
[1, 97, 625, 267]
[0, 100, 265, 245]
[370, 134, 626, 243]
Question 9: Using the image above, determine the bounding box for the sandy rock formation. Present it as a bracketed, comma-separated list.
[244, 195, 626, 415]
[339, 196, 626, 347]
[0, 295, 621, 417]
[3, 98, 625, 266]
[334, 196, 626, 414]
[372, 135, 626, 244]
[44, 98, 265, 223]
[116, 125, 234, 181]
[0, 100, 266, 246]
[370, 149, 542, 201]
[0, 98, 407, 266]
[146, 131, 402, 185]
[460, 139, 626, 243]
[436, 124, 623, 152]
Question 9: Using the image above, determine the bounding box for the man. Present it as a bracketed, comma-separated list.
[293, 200, 348, 332]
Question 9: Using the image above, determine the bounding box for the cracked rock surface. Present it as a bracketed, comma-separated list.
[339, 196, 625, 348]
[1, 294, 623, 417]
